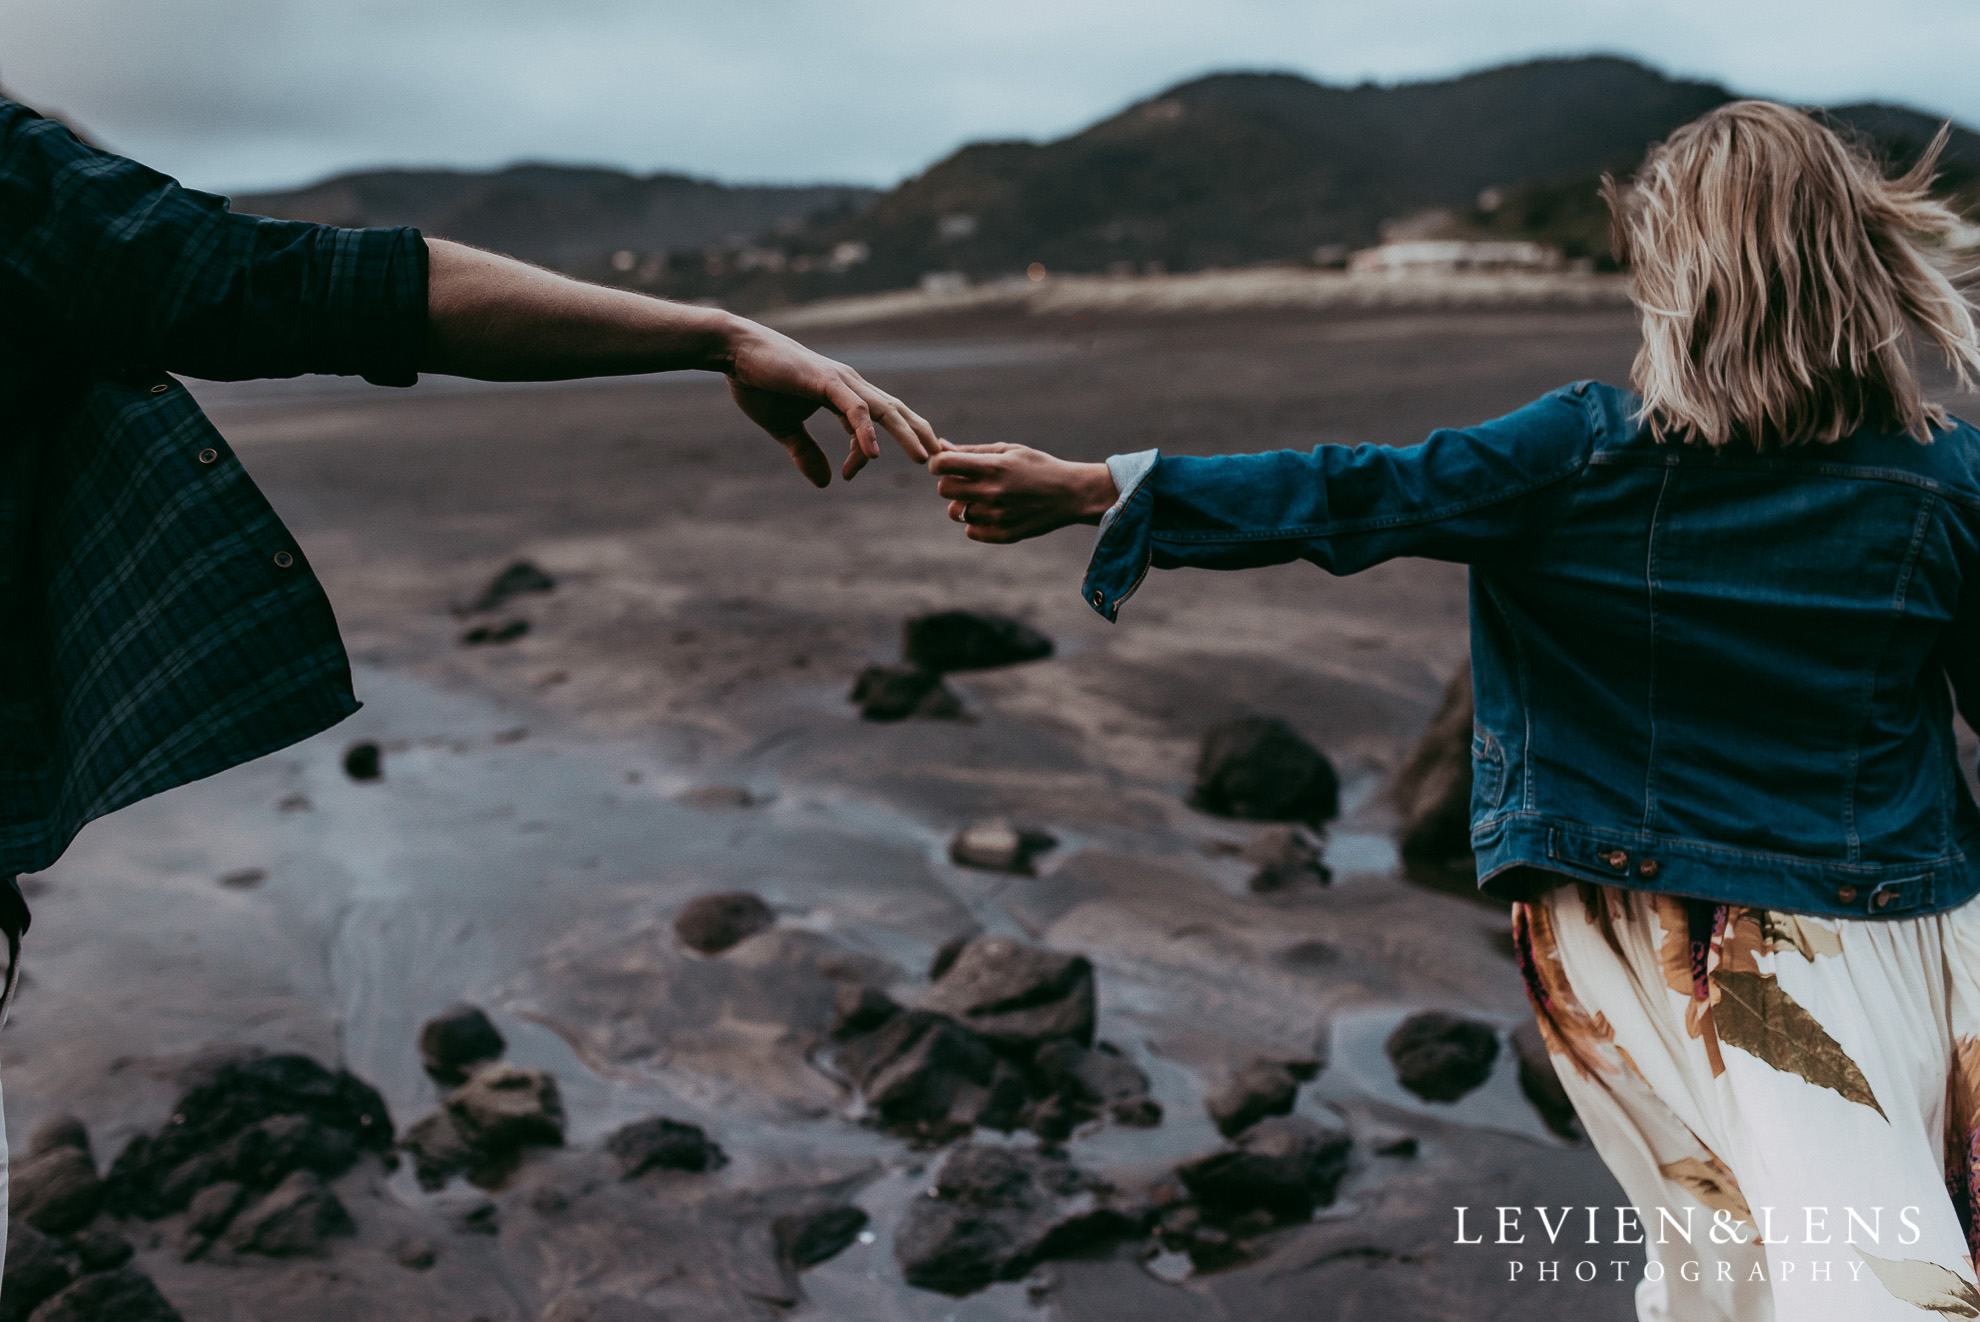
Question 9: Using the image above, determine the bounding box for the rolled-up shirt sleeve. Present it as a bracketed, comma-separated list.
[1080, 385, 1597, 621]
[0, 98, 425, 385]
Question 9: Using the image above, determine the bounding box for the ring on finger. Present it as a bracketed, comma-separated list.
[959, 504, 971, 525]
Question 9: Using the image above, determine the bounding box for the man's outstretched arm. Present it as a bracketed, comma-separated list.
[423, 240, 939, 485]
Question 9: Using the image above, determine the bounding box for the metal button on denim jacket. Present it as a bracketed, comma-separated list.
[1083, 381, 1980, 919]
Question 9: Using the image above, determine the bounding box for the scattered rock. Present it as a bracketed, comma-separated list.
[830, 984, 901, 1040]
[180, 1180, 249, 1260]
[920, 938, 1095, 1053]
[948, 822, 1058, 875]
[2, 1224, 73, 1322]
[1394, 667, 1475, 862]
[1512, 1020, 1579, 1139]
[341, 741, 382, 782]
[10, 1141, 101, 1234]
[1190, 717, 1339, 824]
[1205, 1060, 1300, 1138]
[396, 1238, 439, 1270]
[154, 1113, 360, 1211]
[104, 1054, 391, 1219]
[461, 618, 530, 646]
[1239, 826, 1331, 892]
[25, 1117, 90, 1161]
[402, 1109, 476, 1191]
[447, 1062, 566, 1155]
[928, 934, 973, 981]
[418, 1004, 507, 1085]
[219, 1171, 355, 1257]
[1028, 1041, 1161, 1137]
[1385, 1011, 1500, 1102]
[774, 1204, 869, 1269]
[21, 1265, 182, 1322]
[436, 1189, 500, 1235]
[1176, 1115, 1353, 1224]
[216, 867, 267, 890]
[674, 891, 775, 955]
[276, 793, 312, 812]
[71, 1230, 133, 1275]
[604, 1117, 727, 1177]
[903, 611, 1053, 672]
[1371, 1130, 1420, 1158]
[835, 1011, 1021, 1139]
[850, 665, 961, 721]
[894, 1144, 1144, 1295]
[469, 560, 556, 613]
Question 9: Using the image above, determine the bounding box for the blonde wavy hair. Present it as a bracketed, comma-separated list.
[1603, 99, 1980, 447]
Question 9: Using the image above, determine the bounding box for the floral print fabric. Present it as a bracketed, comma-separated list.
[1516, 884, 1980, 1320]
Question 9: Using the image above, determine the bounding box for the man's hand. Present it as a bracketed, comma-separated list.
[928, 443, 1119, 543]
[422, 239, 938, 487]
[724, 321, 939, 486]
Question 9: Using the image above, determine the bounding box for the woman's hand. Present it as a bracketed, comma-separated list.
[928, 443, 1119, 543]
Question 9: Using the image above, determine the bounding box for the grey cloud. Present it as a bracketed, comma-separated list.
[2, 0, 1975, 193]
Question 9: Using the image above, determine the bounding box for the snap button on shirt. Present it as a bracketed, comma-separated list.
[272, 551, 294, 569]
[1836, 885, 1859, 904]
[1602, 849, 1628, 871]
[197, 448, 217, 464]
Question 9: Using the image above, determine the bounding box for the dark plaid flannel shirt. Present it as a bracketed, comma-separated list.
[0, 98, 427, 884]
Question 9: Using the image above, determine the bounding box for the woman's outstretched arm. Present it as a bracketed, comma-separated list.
[425, 238, 941, 486]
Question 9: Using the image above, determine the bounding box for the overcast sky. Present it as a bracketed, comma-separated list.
[3, 0, 1976, 195]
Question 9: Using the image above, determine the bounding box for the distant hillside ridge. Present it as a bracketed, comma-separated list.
[232, 165, 877, 275]
[223, 56, 1980, 311]
[638, 56, 1980, 309]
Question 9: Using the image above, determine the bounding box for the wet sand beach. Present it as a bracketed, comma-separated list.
[11, 299, 1663, 1320]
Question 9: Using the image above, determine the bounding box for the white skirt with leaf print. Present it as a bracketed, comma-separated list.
[1514, 882, 1980, 1322]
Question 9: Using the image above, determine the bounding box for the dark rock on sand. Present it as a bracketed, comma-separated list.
[928, 934, 973, 981]
[836, 1011, 1022, 1139]
[10, 1142, 101, 1235]
[903, 611, 1053, 672]
[830, 983, 901, 1040]
[674, 891, 775, 954]
[850, 664, 961, 721]
[2, 1224, 73, 1322]
[605, 1117, 728, 1177]
[105, 1054, 391, 1218]
[1240, 826, 1331, 892]
[470, 560, 556, 613]
[448, 1062, 566, 1153]
[418, 1003, 508, 1084]
[25, 1117, 90, 1161]
[894, 1144, 1143, 1295]
[402, 1109, 476, 1191]
[920, 937, 1095, 1052]
[1176, 1115, 1353, 1224]
[341, 741, 382, 782]
[1191, 717, 1340, 824]
[773, 1203, 869, 1269]
[219, 1170, 355, 1257]
[1386, 1011, 1501, 1102]
[70, 1231, 133, 1276]
[1513, 1019, 1580, 1139]
[948, 821, 1058, 875]
[1205, 1060, 1300, 1138]
[180, 1180, 249, 1259]
[24, 1265, 182, 1322]
[396, 1238, 439, 1270]
[1394, 666, 1475, 862]
[460, 618, 530, 645]
[1029, 1040, 1161, 1137]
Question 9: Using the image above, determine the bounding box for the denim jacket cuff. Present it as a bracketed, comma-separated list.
[1080, 450, 1160, 621]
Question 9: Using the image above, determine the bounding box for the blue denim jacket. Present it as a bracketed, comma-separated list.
[1083, 381, 1980, 920]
